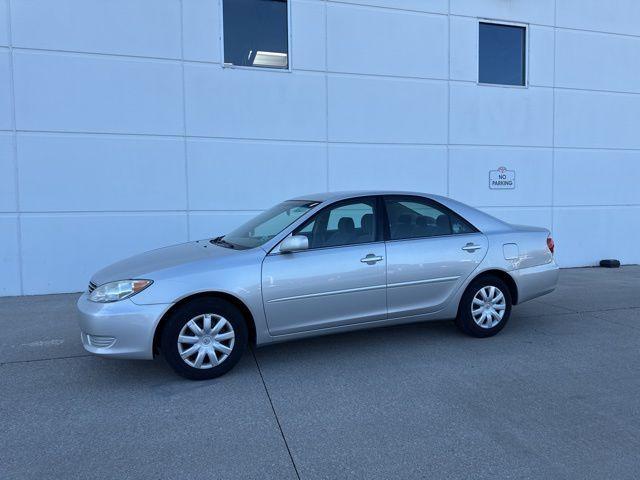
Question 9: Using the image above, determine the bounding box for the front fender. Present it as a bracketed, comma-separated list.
[129, 249, 272, 345]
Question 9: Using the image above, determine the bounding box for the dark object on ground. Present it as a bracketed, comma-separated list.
[600, 259, 621, 268]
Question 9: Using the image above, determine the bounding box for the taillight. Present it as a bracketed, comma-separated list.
[547, 236, 555, 255]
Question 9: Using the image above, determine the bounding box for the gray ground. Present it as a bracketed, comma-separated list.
[1, 267, 639, 480]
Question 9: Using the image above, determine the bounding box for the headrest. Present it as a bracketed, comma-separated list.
[338, 217, 355, 233]
[436, 214, 450, 229]
[361, 213, 373, 233]
[416, 216, 434, 226]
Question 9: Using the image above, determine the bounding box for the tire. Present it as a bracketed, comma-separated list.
[455, 275, 512, 338]
[161, 297, 248, 380]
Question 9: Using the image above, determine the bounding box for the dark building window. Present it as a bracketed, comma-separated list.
[479, 22, 526, 86]
[222, 0, 289, 69]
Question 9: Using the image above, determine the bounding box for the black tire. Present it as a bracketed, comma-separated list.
[455, 275, 512, 338]
[161, 297, 248, 380]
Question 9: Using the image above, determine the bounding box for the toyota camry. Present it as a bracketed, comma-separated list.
[78, 191, 559, 379]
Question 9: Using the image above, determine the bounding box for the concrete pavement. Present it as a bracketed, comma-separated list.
[1, 267, 639, 479]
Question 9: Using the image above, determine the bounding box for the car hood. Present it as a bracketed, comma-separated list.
[91, 240, 242, 286]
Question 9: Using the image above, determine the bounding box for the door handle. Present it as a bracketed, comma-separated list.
[462, 243, 482, 253]
[361, 254, 384, 264]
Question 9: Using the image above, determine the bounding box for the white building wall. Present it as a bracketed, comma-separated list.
[1, 0, 639, 296]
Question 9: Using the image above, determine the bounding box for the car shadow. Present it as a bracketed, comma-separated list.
[88, 312, 547, 382]
[255, 310, 544, 361]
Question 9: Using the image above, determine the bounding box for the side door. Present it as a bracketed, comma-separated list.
[262, 197, 387, 336]
[383, 195, 488, 319]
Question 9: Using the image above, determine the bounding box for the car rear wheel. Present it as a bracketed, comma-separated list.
[161, 297, 248, 380]
[455, 275, 512, 338]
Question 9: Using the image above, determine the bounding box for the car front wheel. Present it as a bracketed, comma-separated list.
[455, 275, 512, 338]
[161, 297, 248, 380]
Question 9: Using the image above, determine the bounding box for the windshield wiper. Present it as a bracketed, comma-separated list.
[210, 236, 236, 249]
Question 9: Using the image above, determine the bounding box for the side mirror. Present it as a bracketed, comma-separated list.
[279, 235, 309, 254]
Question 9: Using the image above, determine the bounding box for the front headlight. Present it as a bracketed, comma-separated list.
[88, 280, 153, 303]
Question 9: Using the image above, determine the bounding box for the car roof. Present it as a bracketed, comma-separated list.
[289, 190, 444, 203]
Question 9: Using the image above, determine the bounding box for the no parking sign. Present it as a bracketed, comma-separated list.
[489, 166, 515, 189]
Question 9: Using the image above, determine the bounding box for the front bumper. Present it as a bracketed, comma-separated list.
[514, 260, 560, 304]
[77, 293, 171, 359]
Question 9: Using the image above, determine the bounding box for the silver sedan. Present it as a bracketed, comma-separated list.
[78, 191, 559, 379]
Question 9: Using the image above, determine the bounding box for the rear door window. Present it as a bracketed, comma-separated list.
[384, 196, 476, 241]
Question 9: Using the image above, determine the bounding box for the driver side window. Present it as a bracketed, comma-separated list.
[294, 198, 377, 249]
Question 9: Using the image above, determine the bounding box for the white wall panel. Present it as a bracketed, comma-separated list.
[327, 4, 447, 79]
[328, 75, 447, 143]
[449, 147, 553, 207]
[13, 51, 183, 135]
[553, 207, 640, 267]
[0, 48, 11, 130]
[3, 1, 640, 296]
[17, 134, 187, 212]
[480, 207, 552, 231]
[556, 0, 640, 36]
[11, 0, 181, 58]
[450, 82, 553, 147]
[556, 29, 640, 93]
[528, 26, 554, 88]
[555, 89, 640, 149]
[451, 0, 555, 26]
[0, 132, 15, 212]
[185, 65, 326, 140]
[187, 139, 327, 210]
[328, 0, 447, 15]
[0, 0, 8, 46]
[20, 213, 188, 294]
[189, 212, 258, 241]
[291, 0, 326, 71]
[450, 16, 477, 82]
[0, 215, 21, 296]
[182, 0, 221, 63]
[328, 144, 447, 193]
[554, 149, 640, 206]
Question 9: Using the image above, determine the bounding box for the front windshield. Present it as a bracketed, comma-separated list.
[219, 200, 318, 249]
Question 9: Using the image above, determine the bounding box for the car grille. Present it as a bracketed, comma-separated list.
[88, 282, 97, 294]
[86, 334, 116, 348]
